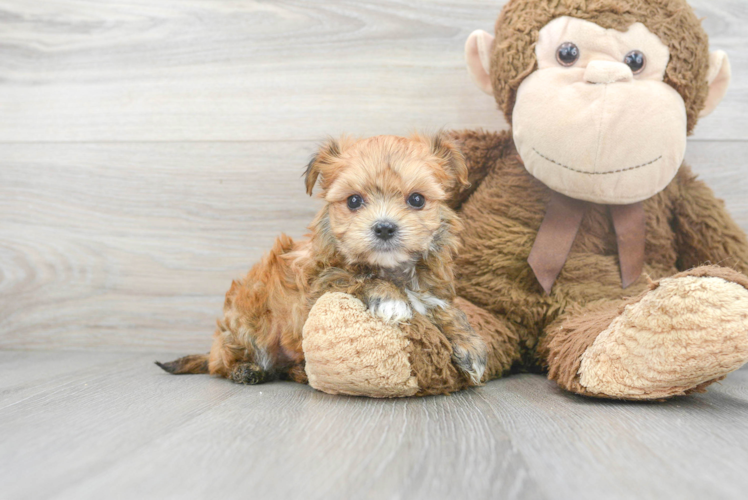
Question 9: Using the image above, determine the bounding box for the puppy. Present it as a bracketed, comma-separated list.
[157, 134, 487, 386]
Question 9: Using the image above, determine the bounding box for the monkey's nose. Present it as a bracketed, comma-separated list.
[373, 221, 398, 241]
[584, 61, 634, 84]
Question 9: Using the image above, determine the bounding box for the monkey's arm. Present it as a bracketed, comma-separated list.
[446, 129, 514, 209]
[672, 165, 748, 275]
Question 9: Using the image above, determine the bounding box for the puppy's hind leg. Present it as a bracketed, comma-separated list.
[231, 362, 270, 385]
[281, 363, 308, 384]
[210, 330, 275, 385]
[233, 358, 306, 386]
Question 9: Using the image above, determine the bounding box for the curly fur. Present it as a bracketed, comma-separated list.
[157, 134, 486, 387]
[490, 0, 710, 134]
[449, 129, 748, 395]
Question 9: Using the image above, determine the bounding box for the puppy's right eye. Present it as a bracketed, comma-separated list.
[407, 193, 425, 209]
[347, 194, 364, 210]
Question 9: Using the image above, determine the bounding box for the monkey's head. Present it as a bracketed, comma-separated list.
[466, 0, 731, 204]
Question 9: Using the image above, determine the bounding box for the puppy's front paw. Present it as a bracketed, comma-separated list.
[368, 298, 413, 324]
[452, 340, 487, 386]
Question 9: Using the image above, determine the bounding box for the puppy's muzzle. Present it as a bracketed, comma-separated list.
[373, 221, 398, 241]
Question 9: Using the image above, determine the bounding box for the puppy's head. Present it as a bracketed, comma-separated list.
[306, 134, 468, 268]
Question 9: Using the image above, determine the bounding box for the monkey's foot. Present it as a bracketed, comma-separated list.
[302, 292, 479, 397]
[552, 266, 748, 400]
[302, 293, 419, 397]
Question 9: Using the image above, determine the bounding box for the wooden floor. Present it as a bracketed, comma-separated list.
[2, 351, 748, 500]
[2, 1, 748, 498]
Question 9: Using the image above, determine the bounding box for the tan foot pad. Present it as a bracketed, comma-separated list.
[579, 275, 748, 399]
[302, 292, 419, 398]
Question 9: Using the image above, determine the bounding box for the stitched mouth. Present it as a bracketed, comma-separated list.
[532, 148, 662, 175]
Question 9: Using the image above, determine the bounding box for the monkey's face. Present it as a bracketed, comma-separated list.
[512, 17, 685, 204]
[465, 9, 731, 205]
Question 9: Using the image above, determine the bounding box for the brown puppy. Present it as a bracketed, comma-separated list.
[157, 134, 487, 386]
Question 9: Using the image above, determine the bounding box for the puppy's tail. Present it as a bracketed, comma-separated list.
[155, 354, 209, 375]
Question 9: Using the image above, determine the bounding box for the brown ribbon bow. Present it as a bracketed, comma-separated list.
[527, 191, 646, 295]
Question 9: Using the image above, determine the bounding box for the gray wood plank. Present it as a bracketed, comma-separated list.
[0, 141, 320, 351]
[1, 352, 748, 500]
[0, 351, 544, 500]
[1, 140, 746, 352]
[686, 140, 748, 231]
[479, 372, 748, 500]
[0, 0, 744, 143]
[0, 350, 142, 407]
[0, 352, 247, 500]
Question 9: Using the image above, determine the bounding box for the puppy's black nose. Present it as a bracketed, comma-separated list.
[373, 221, 398, 241]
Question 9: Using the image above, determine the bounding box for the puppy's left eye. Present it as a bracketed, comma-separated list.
[347, 194, 364, 210]
[407, 193, 425, 209]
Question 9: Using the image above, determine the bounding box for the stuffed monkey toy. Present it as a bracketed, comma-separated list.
[302, 0, 748, 400]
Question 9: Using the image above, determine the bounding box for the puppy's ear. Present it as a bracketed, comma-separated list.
[304, 154, 322, 196]
[429, 133, 470, 189]
[304, 138, 342, 196]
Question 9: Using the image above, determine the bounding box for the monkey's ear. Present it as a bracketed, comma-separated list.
[304, 138, 342, 196]
[700, 50, 731, 118]
[430, 134, 469, 189]
[465, 30, 495, 95]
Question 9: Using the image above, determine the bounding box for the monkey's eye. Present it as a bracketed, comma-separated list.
[556, 42, 580, 67]
[407, 193, 425, 209]
[347, 194, 364, 210]
[624, 50, 646, 74]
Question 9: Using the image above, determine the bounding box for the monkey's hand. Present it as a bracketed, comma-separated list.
[302, 292, 420, 397]
[302, 292, 495, 397]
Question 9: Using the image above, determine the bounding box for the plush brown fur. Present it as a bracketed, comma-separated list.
[399, 296, 519, 395]
[434, 0, 748, 399]
[540, 299, 630, 396]
[402, 314, 471, 396]
[490, 0, 710, 134]
[163, 0, 748, 400]
[157, 134, 487, 386]
[448, 128, 748, 397]
[299, 0, 748, 400]
[454, 297, 522, 379]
